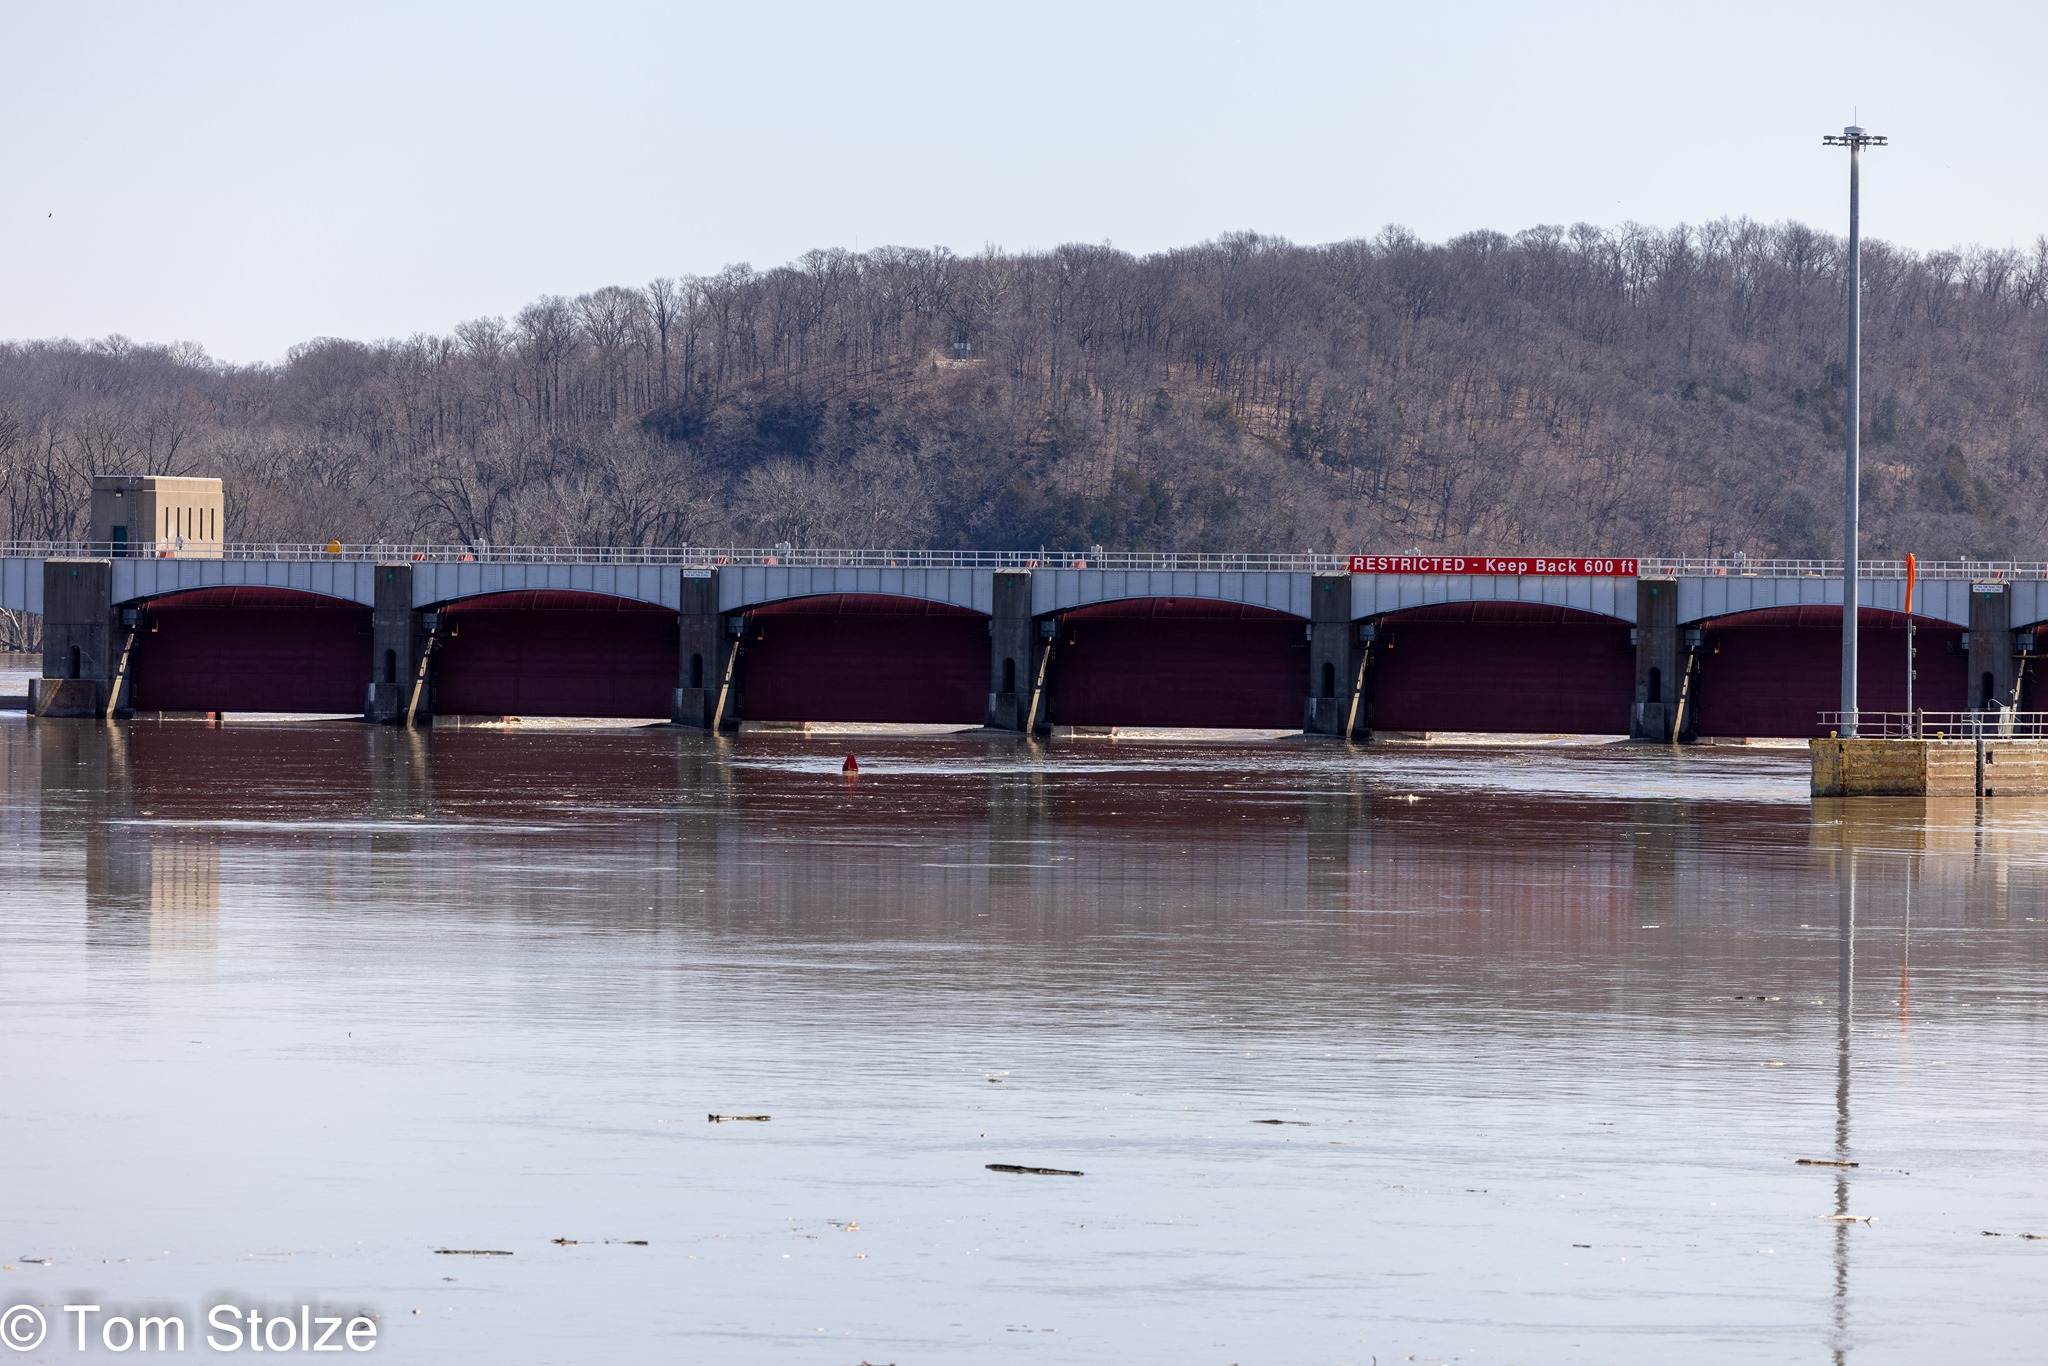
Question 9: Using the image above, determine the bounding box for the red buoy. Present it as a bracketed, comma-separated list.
[842, 754, 859, 773]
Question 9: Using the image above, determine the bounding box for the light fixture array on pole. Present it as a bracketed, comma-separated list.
[1823, 124, 1886, 738]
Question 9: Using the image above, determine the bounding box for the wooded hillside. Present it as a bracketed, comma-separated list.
[4, 220, 2046, 559]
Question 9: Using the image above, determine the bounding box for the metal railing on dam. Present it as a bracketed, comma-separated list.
[1818, 709, 2048, 740]
[0, 540, 2042, 580]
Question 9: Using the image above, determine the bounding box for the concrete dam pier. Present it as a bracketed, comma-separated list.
[7, 544, 2047, 754]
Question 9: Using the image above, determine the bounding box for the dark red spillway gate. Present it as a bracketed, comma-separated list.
[130, 587, 372, 713]
[1690, 606, 1966, 738]
[1366, 602, 1634, 735]
[738, 594, 988, 724]
[434, 591, 676, 718]
[1050, 599, 1308, 729]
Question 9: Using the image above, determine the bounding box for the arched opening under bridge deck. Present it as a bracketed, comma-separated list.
[736, 594, 989, 724]
[1049, 599, 1308, 730]
[129, 586, 372, 713]
[1365, 602, 1634, 735]
[434, 590, 676, 718]
[1689, 605, 1966, 739]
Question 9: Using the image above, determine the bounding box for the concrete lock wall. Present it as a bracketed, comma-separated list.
[1811, 737, 2048, 797]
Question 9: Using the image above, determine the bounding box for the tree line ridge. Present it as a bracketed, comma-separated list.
[1, 220, 2042, 561]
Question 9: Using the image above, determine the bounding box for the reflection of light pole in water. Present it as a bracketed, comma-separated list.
[1900, 846, 1913, 1032]
[1831, 844, 1856, 1365]
[1824, 123, 1886, 737]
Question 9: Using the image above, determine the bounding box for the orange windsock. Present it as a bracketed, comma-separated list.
[1905, 552, 1917, 616]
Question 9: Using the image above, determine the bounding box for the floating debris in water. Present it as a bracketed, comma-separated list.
[988, 1164, 1082, 1177]
[708, 1114, 771, 1123]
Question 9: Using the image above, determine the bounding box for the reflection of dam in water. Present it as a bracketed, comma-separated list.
[42, 729, 223, 952]
[26, 722, 2048, 969]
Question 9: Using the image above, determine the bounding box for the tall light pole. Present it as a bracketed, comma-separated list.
[1824, 125, 1886, 736]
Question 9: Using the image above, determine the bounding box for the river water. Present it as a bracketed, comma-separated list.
[3, 719, 2047, 1364]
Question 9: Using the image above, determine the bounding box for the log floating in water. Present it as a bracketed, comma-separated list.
[987, 1163, 1083, 1177]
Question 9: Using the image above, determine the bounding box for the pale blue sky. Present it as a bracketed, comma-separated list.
[2, 0, 2040, 362]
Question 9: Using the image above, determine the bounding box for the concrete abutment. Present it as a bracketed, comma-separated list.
[34, 559, 120, 718]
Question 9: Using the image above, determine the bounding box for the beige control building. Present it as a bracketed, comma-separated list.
[89, 475, 224, 557]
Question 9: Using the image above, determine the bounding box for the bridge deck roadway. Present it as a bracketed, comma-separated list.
[0, 557, 2025, 629]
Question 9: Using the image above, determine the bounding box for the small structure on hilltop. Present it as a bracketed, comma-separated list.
[90, 476, 224, 558]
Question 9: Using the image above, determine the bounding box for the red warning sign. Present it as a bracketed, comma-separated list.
[1346, 556, 1638, 576]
